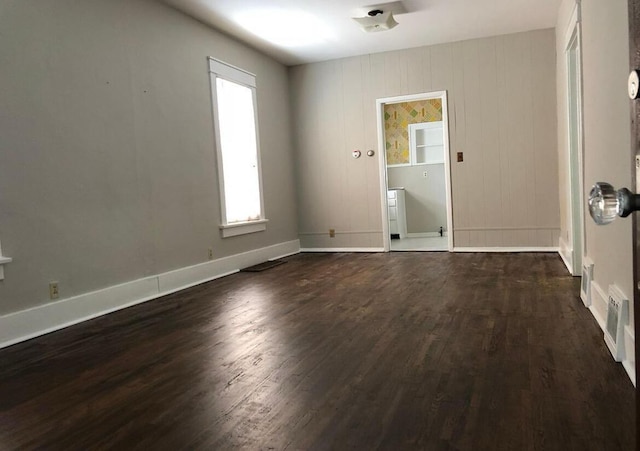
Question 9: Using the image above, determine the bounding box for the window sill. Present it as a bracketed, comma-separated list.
[0, 256, 12, 281]
[220, 219, 268, 238]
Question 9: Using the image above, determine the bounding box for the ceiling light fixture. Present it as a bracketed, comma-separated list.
[352, 9, 399, 33]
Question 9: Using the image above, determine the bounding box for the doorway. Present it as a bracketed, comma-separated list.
[376, 91, 453, 252]
[566, 7, 585, 276]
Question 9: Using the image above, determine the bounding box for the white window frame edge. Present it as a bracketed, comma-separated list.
[0, 239, 12, 280]
[207, 57, 267, 238]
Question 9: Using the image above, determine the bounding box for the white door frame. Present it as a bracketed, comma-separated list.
[564, 3, 585, 276]
[376, 91, 454, 252]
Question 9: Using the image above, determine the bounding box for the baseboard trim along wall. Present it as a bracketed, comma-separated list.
[453, 247, 560, 253]
[589, 281, 607, 330]
[301, 247, 558, 253]
[406, 232, 448, 238]
[623, 324, 636, 386]
[590, 280, 635, 386]
[558, 237, 573, 274]
[0, 239, 301, 349]
[299, 248, 385, 253]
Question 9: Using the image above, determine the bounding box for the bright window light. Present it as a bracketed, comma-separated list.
[208, 58, 266, 237]
[235, 9, 332, 47]
[216, 78, 261, 223]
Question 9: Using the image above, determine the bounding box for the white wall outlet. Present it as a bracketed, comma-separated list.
[208, 248, 214, 260]
[49, 282, 59, 299]
[422, 171, 428, 177]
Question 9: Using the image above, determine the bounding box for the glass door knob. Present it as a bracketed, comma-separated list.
[588, 182, 640, 225]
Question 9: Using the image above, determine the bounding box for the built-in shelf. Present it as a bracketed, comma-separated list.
[409, 121, 445, 165]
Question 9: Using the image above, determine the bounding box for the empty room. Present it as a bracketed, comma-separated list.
[0, 0, 637, 449]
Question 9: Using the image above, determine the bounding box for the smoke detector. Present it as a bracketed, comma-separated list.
[352, 8, 399, 32]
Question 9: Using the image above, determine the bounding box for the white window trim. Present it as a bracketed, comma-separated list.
[0, 239, 12, 280]
[219, 219, 268, 238]
[208, 57, 267, 238]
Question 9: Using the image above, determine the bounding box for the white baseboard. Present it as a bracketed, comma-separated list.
[269, 249, 300, 261]
[558, 237, 573, 275]
[299, 247, 384, 253]
[589, 280, 635, 386]
[406, 232, 448, 238]
[589, 281, 607, 330]
[623, 324, 636, 387]
[453, 247, 559, 253]
[0, 239, 300, 349]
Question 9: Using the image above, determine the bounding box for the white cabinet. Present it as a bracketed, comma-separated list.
[387, 189, 407, 239]
[409, 121, 445, 165]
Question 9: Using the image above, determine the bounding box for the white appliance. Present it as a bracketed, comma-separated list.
[388, 188, 407, 239]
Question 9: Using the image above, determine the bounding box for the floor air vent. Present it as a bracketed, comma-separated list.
[580, 258, 594, 307]
[240, 260, 286, 272]
[604, 285, 628, 362]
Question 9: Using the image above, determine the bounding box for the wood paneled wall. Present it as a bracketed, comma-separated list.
[0, 0, 299, 315]
[290, 29, 559, 249]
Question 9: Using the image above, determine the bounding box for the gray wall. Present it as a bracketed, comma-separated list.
[290, 29, 559, 250]
[556, 0, 634, 326]
[0, 0, 298, 315]
[387, 165, 447, 234]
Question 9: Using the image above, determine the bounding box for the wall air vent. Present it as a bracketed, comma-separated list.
[579, 257, 593, 307]
[604, 285, 628, 362]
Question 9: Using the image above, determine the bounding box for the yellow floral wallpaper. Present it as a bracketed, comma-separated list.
[384, 99, 443, 165]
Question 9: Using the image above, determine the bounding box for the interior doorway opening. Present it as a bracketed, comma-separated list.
[376, 91, 453, 252]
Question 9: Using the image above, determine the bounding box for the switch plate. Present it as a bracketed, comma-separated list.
[329, 229, 336, 238]
[49, 282, 59, 300]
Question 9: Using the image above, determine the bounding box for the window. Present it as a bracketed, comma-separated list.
[208, 58, 267, 237]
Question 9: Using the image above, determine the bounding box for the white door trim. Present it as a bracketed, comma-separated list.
[375, 91, 454, 252]
[564, 2, 585, 276]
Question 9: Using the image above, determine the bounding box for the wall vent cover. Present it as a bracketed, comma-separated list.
[604, 284, 628, 362]
[579, 257, 593, 307]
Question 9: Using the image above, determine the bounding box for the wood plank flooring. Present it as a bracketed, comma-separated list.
[0, 252, 635, 450]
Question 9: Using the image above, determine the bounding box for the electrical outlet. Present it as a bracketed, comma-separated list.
[329, 229, 336, 238]
[457, 152, 464, 162]
[208, 248, 214, 260]
[422, 171, 428, 178]
[49, 282, 59, 300]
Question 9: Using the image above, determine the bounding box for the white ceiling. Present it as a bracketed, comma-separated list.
[161, 0, 562, 66]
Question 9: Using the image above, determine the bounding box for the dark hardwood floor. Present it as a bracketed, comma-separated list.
[0, 252, 635, 450]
